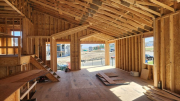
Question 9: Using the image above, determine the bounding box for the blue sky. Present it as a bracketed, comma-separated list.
[81, 44, 101, 49]
[12, 31, 21, 36]
[145, 37, 153, 42]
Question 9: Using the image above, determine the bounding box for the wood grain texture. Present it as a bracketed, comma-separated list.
[32, 66, 153, 101]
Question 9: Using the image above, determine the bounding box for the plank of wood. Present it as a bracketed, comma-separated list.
[98, 72, 116, 84]
[169, 15, 174, 91]
[105, 41, 110, 65]
[0, 83, 23, 101]
[140, 69, 149, 80]
[111, 77, 123, 81]
[104, 73, 118, 77]
[153, 19, 160, 87]
[163, 89, 180, 98]
[52, 24, 90, 39]
[160, 18, 165, 89]
[150, 0, 175, 12]
[147, 88, 180, 100]
[20, 81, 37, 100]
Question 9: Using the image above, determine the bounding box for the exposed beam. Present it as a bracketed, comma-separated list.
[79, 32, 98, 39]
[109, 1, 155, 19]
[30, 0, 81, 19]
[150, 0, 175, 12]
[27, 36, 51, 38]
[51, 24, 90, 39]
[136, 1, 159, 7]
[134, 4, 161, 16]
[3, 0, 24, 16]
[108, 31, 153, 41]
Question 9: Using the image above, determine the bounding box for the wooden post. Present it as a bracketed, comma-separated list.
[22, 18, 28, 54]
[6, 37, 8, 55]
[138, 35, 141, 73]
[115, 40, 119, 68]
[33, 79, 36, 92]
[126, 38, 129, 71]
[153, 19, 160, 87]
[160, 18, 165, 89]
[27, 82, 29, 99]
[5, 18, 7, 34]
[142, 38, 145, 68]
[129, 38, 131, 71]
[132, 37, 135, 71]
[18, 36, 21, 65]
[13, 18, 15, 55]
[135, 36, 138, 72]
[105, 41, 110, 65]
[35, 37, 39, 57]
[170, 15, 174, 92]
[15, 89, 20, 101]
[123, 39, 126, 70]
[50, 38, 57, 71]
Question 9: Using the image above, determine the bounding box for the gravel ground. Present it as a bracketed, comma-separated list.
[54, 50, 115, 65]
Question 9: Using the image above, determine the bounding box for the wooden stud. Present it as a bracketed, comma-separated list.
[135, 36, 138, 72]
[169, 15, 174, 91]
[153, 19, 160, 87]
[105, 41, 110, 65]
[160, 18, 165, 89]
[18, 36, 21, 65]
[126, 38, 128, 71]
[132, 37, 135, 71]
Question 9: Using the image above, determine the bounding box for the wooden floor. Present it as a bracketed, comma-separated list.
[32, 66, 153, 101]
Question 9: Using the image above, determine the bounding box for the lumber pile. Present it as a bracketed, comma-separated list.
[96, 72, 130, 86]
[143, 85, 180, 101]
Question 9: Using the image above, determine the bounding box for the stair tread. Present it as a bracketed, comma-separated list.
[31, 56, 59, 82]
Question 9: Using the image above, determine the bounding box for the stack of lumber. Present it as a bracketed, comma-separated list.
[143, 85, 180, 101]
[96, 72, 130, 86]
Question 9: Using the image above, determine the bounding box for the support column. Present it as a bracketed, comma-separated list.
[27, 82, 29, 99]
[169, 15, 174, 92]
[50, 38, 57, 71]
[35, 37, 39, 57]
[153, 19, 160, 87]
[105, 41, 110, 65]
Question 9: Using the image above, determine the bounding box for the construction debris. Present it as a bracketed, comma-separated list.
[143, 85, 180, 101]
[96, 72, 130, 86]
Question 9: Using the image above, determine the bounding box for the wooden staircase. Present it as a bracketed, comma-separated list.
[30, 56, 60, 82]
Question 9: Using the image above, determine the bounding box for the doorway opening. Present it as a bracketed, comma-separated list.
[81, 44, 105, 67]
[46, 42, 70, 71]
[109, 43, 115, 67]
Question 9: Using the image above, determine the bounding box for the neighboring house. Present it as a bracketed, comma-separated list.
[109, 43, 115, 51]
[145, 41, 153, 47]
[46, 44, 70, 57]
[89, 46, 93, 51]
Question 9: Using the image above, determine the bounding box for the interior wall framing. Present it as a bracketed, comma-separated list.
[115, 35, 142, 73]
[153, 12, 180, 93]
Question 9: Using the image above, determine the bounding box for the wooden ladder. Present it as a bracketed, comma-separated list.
[30, 56, 60, 82]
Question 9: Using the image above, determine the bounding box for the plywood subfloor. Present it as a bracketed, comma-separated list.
[32, 66, 153, 101]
